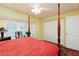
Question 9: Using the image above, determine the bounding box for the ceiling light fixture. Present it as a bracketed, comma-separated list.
[32, 8, 41, 15]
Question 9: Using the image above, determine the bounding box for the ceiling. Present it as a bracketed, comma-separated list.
[0, 3, 79, 19]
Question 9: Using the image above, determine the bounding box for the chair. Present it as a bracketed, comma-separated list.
[15, 31, 23, 39]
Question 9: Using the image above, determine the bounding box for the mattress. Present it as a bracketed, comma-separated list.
[0, 37, 59, 56]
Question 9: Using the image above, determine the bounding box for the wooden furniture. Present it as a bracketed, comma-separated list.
[0, 36, 11, 41]
[0, 27, 8, 38]
[58, 3, 60, 46]
[0, 3, 61, 56]
[15, 31, 23, 39]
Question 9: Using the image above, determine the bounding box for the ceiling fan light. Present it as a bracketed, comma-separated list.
[31, 8, 41, 14]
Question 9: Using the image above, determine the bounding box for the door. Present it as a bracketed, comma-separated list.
[44, 19, 64, 44]
[44, 20, 58, 43]
[66, 16, 79, 50]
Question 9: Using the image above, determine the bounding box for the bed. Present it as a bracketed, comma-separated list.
[0, 37, 59, 56]
[0, 3, 61, 56]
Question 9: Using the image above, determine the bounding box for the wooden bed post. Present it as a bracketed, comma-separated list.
[58, 3, 61, 56]
[27, 16, 31, 37]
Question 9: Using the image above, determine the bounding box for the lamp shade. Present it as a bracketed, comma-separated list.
[0, 27, 8, 32]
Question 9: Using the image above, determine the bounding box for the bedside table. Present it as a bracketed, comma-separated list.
[0, 36, 11, 41]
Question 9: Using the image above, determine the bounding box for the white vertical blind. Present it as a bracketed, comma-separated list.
[18, 22, 28, 36]
[5, 20, 36, 39]
[5, 20, 17, 39]
[30, 23, 36, 37]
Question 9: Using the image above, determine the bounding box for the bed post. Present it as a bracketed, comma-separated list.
[58, 3, 61, 56]
[27, 16, 31, 37]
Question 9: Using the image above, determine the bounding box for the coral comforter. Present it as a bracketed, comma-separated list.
[0, 37, 59, 56]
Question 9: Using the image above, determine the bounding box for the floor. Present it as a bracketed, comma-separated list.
[60, 46, 79, 56]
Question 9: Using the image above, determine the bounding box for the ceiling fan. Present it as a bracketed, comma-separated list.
[31, 4, 51, 15]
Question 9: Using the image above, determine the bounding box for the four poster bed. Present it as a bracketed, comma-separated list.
[0, 3, 61, 56]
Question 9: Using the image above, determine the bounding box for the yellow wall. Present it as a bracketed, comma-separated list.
[43, 11, 79, 21]
[0, 6, 43, 39]
[42, 11, 79, 46]
[0, 18, 5, 27]
[1, 5, 79, 41]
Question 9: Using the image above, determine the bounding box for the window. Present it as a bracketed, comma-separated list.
[30, 23, 36, 37]
[18, 22, 28, 36]
[5, 20, 17, 39]
[5, 20, 36, 39]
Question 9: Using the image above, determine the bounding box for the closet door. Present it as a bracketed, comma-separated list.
[66, 16, 79, 50]
[44, 19, 64, 44]
[44, 20, 56, 42]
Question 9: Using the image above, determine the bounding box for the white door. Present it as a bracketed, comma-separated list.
[44, 20, 57, 43]
[44, 19, 64, 44]
[66, 16, 79, 50]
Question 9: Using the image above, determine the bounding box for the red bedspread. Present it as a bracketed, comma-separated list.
[0, 37, 59, 56]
